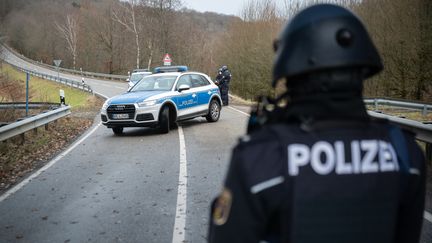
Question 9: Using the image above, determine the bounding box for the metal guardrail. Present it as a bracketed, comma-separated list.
[8, 63, 93, 93]
[3, 45, 128, 81]
[368, 111, 432, 144]
[0, 102, 60, 110]
[0, 106, 71, 142]
[364, 98, 432, 115]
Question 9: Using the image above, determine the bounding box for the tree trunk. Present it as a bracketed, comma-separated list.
[135, 33, 140, 69]
[147, 49, 153, 70]
[73, 52, 76, 70]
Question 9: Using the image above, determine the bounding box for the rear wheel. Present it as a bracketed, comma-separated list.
[159, 106, 170, 134]
[206, 99, 221, 122]
[112, 127, 123, 135]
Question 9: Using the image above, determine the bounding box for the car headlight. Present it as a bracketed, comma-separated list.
[102, 100, 110, 110]
[138, 100, 157, 107]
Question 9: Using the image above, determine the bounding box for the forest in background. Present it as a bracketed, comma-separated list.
[0, 0, 430, 102]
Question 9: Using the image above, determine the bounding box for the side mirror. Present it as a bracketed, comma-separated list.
[178, 84, 190, 92]
[126, 78, 129, 82]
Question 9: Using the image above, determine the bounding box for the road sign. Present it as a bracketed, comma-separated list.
[163, 54, 172, 66]
[53, 59, 62, 67]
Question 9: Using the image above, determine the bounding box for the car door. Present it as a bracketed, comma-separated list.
[190, 74, 213, 114]
[174, 74, 197, 118]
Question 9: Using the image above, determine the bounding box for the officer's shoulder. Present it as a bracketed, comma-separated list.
[236, 123, 295, 148]
[369, 117, 417, 138]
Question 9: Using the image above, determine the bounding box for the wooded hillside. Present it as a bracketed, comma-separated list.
[0, 0, 430, 102]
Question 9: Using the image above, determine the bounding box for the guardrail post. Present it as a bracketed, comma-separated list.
[374, 98, 378, 111]
[25, 73, 29, 117]
[20, 133, 25, 145]
[422, 105, 428, 116]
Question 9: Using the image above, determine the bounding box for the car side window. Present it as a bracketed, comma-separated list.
[191, 74, 210, 88]
[176, 75, 192, 90]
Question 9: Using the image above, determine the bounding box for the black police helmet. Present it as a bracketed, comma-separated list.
[272, 4, 383, 87]
[221, 65, 228, 71]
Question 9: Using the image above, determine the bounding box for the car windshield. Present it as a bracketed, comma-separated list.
[130, 75, 177, 92]
[130, 73, 148, 83]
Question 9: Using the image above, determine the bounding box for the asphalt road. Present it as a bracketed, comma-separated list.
[0, 47, 250, 242]
[0, 47, 430, 242]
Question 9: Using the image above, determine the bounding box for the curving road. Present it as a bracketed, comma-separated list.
[0, 47, 251, 242]
[0, 47, 430, 242]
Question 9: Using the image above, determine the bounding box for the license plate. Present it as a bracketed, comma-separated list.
[112, 114, 129, 119]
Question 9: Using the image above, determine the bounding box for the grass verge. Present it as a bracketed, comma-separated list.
[0, 63, 91, 109]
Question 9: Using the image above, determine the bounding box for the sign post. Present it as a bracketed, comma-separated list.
[163, 54, 172, 66]
[25, 73, 29, 117]
[53, 59, 62, 81]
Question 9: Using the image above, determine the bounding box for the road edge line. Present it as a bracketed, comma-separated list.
[0, 123, 102, 203]
[93, 91, 109, 100]
[227, 106, 250, 117]
[172, 126, 188, 243]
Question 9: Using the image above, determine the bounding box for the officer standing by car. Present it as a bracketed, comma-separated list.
[216, 65, 231, 106]
[208, 4, 426, 243]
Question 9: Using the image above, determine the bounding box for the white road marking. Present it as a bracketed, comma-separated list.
[93, 91, 109, 100]
[172, 126, 188, 243]
[0, 123, 102, 203]
[251, 176, 284, 194]
[227, 106, 250, 117]
[425, 211, 432, 223]
[97, 83, 124, 90]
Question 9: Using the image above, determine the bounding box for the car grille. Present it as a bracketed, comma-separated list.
[107, 104, 136, 120]
[136, 113, 154, 121]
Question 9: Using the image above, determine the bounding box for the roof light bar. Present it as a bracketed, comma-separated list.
[153, 66, 188, 73]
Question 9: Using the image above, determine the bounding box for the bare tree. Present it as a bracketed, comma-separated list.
[143, 0, 181, 66]
[112, 0, 141, 69]
[84, 0, 117, 73]
[55, 14, 79, 70]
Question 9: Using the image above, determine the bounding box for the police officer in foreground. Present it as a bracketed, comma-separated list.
[208, 4, 426, 243]
[216, 65, 231, 106]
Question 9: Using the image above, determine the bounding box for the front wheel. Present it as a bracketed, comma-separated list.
[206, 99, 221, 122]
[112, 127, 123, 135]
[159, 106, 170, 134]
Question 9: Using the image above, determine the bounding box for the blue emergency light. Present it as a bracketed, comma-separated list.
[153, 66, 188, 73]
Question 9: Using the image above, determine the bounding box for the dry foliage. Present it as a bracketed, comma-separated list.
[0, 74, 24, 102]
[0, 93, 103, 192]
[0, 116, 93, 191]
[0, 0, 430, 101]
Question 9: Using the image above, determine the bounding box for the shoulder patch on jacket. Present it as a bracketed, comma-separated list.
[212, 188, 232, 226]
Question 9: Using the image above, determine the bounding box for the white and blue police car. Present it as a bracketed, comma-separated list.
[101, 66, 222, 135]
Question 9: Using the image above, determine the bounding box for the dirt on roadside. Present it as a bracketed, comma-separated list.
[0, 96, 104, 193]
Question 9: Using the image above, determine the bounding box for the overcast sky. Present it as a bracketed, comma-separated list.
[181, 0, 285, 16]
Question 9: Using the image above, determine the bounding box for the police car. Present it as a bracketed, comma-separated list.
[101, 66, 222, 135]
[127, 69, 152, 88]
